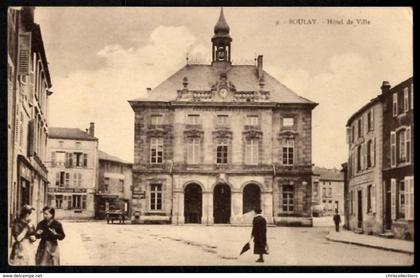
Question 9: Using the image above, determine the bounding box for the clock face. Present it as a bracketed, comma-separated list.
[219, 88, 228, 98]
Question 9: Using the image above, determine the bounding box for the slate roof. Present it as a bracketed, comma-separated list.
[313, 167, 344, 181]
[130, 64, 316, 105]
[98, 150, 132, 165]
[48, 127, 98, 141]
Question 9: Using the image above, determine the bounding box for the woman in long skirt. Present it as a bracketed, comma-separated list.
[10, 205, 37, 265]
[35, 206, 65, 266]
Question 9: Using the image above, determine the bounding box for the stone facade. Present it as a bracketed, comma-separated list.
[96, 150, 133, 219]
[8, 7, 52, 247]
[381, 78, 414, 240]
[46, 126, 98, 219]
[129, 9, 317, 226]
[312, 167, 344, 216]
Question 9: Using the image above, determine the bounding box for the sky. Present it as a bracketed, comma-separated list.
[34, 7, 413, 168]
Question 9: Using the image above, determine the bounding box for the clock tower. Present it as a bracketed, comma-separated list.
[212, 8, 232, 64]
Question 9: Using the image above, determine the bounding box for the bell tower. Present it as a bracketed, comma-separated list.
[212, 8, 232, 64]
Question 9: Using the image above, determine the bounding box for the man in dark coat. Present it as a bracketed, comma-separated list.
[333, 209, 341, 232]
[251, 208, 267, 263]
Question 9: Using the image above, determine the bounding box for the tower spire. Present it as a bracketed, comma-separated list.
[211, 7, 232, 64]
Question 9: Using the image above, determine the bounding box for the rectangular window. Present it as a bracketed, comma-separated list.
[406, 127, 411, 163]
[282, 185, 294, 213]
[328, 188, 332, 197]
[391, 131, 396, 167]
[367, 110, 374, 131]
[216, 144, 228, 164]
[74, 152, 82, 167]
[151, 114, 163, 125]
[404, 87, 409, 112]
[357, 118, 362, 138]
[119, 179, 124, 192]
[217, 115, 229, 125]
[104, 178, 109, 192]
[404, 176, 414, 220]
[357, 145, 362, 172]
[393, 93, 398, 116]
[55, 195, 63, 209]
[65, 173, 70, 187]
[150, 184, 162, 210]
[398, 180, 405, 219]
[73, 195, 82, 209]
[187, 137, 200, 164]
[398, 130, 406, 163]
[351, 125, 355, 143]
[83, 153, 88, 167]
[246, 115, 259, 126]
[366, 140, 372, 168]
[82, 195, 87, 210]
[283, 117, 294, 127]
[55, 152, 66, 166]
[322, 187, 326, 197]
[188, 114, 200, 125]
[350, 190, 354, 215]
[282, 139, 294, 165]
[150, 137, 164, 164]
[245, 139, 259, 165]
[67, 195, 72, 209]
[367, 185, 372, 212]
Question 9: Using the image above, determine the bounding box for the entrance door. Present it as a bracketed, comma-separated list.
[184, 183, 202, 224]
[243, 184, 261, 214]
[213, 183, 231, 223]
[385, 182, 392, 230]
[357, 190, 363, 229]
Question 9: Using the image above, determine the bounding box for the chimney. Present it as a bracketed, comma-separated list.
[89, 122, 95, 137]
[257, 55, 264, 80]
[146, 88, 152, 94]
[381, 81, 391, 94]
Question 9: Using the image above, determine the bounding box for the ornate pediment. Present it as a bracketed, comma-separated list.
[184, 128, 204, 138]
[212, 128, 233, 139]
[146, 126, 170, 137]
[243, 129, 263, 139]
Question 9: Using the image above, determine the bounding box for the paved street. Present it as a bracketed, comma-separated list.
[57, 220, 413, 266]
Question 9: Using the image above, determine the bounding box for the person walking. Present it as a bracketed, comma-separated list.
[251, 208, 268, 263]
[35, 206, 65, 266]
[333, 209, 341, 232]
[10, 205, 37, 265]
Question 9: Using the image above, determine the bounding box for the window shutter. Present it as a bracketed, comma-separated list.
[410, 177, 414, 220]
[73, 173, 77, 186]
[55, 172, 60, 186]
[27, 119, 35, 156]
[371, 139, 375, 167]
[391, 179, 396, 220]
[79, 173, 82, 186]
[17, 32, 31, 76]
[406, 127, 411, 163]
[404, 176, 414, 220]
[371, 109, 374, 131]
[361, 115, 364, 137]
[391, 132, 396, 168]
[393, 93, 398, 117]
[371, 184, 376, 213]
[362, 143, 366, 170]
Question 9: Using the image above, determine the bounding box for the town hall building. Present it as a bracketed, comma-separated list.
[129, 9, 318, 225]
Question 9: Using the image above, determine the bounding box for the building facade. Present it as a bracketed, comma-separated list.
[381, 78, 414, 240]
[346, 96, 383, 235]
[95, 150, 133, 219]
[312, 167, 344, 216]
[8, 7, 52, 241]
[46, 124, 98, 219]
[129, 9, 317, 226]
[345, 77, 413, 240]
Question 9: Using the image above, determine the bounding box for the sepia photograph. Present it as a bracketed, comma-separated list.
[5, 6, 413, 268]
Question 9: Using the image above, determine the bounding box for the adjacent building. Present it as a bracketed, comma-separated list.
[129, 9, 317, 225]
[312, 167, 344, 215]
[345, 77, 413, 240]
[46, 124, 98, 219]
[8, 7, 53, 239]
[381, 78, 414, 240]
[95, 150, 133, 219]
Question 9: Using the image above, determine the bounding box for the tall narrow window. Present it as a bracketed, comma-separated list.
[357, 118, 362, 138]
[245, 139, 259, 165]
[391, 131, 396, 167]
[393, 93, 398, 117]
[104, 178, 109, 192]
[367, 185, 372, 212]
[65, 173, 70, 187]
[406, 127, 411, 163]
[404, 176, 414, 220]
[82, 195, 87, 209]
[73, 195, 82, 209]
[398, 129, 406, 163]
[410, 83, 414, 110]
[150, 138, 163, 164]
[55, 195, 63, 209]
[404, 88, 409, 112]
[83, 153, 88, 167]
[282, 185, 294, 213]
[366, 140, 372, 168]
[282, 139, 294, 165]
[357, 145, 362, 172]
[119, 179, 124, 192]
[351, 125, 355, 143]
[150, 184, 162, 210]
[398, 180, 405, 219]
[216, 142, 228, 164]
[187, 137, 200, 164]
[246, 115, 259, 126]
